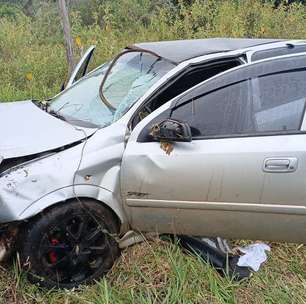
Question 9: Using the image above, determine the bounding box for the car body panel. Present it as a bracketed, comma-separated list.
[126, 206, 306, 242]
[0, 120, 128, 228]
[0, 100, 96, 159]
[122, 133, 306, 242]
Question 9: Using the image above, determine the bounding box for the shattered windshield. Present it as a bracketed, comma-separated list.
[100, 51, 175, 118]
[49, 51, 174, 128]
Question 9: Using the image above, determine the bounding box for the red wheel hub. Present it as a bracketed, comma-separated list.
[49, 238, 59, 264]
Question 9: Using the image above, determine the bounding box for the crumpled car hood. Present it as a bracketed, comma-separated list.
[0, 100, 97, 159]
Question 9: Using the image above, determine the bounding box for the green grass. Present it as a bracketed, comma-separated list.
[0, 239, 305, 304]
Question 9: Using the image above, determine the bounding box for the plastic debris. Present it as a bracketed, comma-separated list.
[237, 243, 271, 271]
[173, 235, 252, 280]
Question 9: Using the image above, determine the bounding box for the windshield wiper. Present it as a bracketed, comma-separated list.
[47, 101, 72, 122]
[32, 100, 67, 121]
[47, 109, 67, 121]
[32, 100, 48, 111]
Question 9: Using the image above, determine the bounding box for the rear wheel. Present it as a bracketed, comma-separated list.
[18, 199, 120, 289]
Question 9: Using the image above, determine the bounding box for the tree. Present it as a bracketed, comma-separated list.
[58, 0, 75, 81]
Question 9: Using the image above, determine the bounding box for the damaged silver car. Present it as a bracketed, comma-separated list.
[1, 38, 306, 288]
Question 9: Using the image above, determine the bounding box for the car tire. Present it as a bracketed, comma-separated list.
[17, 199, 120, 289]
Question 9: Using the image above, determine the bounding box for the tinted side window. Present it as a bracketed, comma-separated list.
[171, 81, 250, 137]
[171, 69, 306, 138]
[253, 69, 306, 132]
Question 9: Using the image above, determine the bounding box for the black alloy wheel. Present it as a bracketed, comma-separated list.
[18, 200, 120, 289]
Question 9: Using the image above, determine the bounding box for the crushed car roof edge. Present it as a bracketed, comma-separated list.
[132, 38, 283, 63]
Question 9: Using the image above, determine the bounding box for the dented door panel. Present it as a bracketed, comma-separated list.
[122, 134, 306, 242]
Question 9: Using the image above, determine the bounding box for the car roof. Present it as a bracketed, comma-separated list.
[129, 38, 283, 63]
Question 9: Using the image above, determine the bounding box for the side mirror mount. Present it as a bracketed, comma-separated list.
[150, 119, 192, 142]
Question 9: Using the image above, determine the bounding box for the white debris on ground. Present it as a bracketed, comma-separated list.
[237, 243, 271, 271]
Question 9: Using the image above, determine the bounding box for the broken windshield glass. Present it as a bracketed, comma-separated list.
[49, 51, 174, 128]
[49, 63, 112, 127]
[100, 50, 175, 121]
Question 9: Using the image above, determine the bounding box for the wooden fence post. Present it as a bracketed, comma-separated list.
[58, 0, 75, 80]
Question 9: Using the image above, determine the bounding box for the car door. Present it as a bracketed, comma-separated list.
[65, 45, 96, 89]
[121, 53, 306, 243]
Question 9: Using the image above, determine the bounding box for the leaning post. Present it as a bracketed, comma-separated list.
[58, 0, 75, 81]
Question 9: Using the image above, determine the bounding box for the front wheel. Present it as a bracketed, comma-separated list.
[18, 199, 120, 289]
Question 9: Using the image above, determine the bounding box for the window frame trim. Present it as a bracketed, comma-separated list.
[190, 130, 306, 141]
[130, 56, 243, 130]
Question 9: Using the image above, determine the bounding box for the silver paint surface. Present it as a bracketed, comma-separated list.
[0, 100, 96, 158]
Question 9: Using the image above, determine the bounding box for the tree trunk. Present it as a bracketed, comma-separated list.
[58, 0, 75, 80]
[23, 0, 34, 17]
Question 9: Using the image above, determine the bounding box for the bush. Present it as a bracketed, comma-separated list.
[0, 3, 22, 19]
[0, 0, 305, 102]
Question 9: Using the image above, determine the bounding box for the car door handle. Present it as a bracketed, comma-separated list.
[263, 157, 298, 173]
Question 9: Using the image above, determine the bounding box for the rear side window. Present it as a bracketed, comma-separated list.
[253, 70, 306, 132]
[171, 69, 306, 138]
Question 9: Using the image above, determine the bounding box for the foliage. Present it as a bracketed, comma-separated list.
[0, 0, 305, 102]
[0, 4, 22, 19]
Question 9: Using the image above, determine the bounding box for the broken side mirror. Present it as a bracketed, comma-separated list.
[150, 119, 192, 142]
